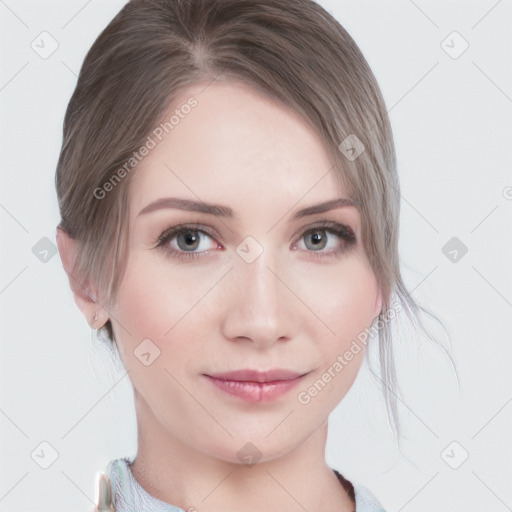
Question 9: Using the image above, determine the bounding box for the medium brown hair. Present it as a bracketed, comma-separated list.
[55, 0, 455, 439]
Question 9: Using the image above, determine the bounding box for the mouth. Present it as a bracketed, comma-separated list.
[202, 369, 308, 403]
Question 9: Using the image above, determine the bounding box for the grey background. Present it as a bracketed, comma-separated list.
[0, 0, 511, 510]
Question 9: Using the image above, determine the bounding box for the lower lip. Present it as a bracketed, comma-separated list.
[204, 375, 304, 403]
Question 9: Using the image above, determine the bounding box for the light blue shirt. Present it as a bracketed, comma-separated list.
[103, 457, 387, 511]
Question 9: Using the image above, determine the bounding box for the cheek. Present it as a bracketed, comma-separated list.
[301, 255, 379, 342]
[114, 249, 378, 357]
[115, 279, 170, 341]
[111, 253, 215, 361]
[297, 261, 378, 408]
[114, 252, 185, 332]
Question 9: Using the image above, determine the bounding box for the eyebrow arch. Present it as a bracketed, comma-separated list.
[137, 197, 356, 220]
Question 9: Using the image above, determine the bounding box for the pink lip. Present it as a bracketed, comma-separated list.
[203, 369, 307, 403]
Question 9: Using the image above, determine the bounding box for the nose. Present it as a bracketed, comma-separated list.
[220, 246, 297, 349]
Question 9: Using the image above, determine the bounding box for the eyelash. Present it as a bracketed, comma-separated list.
[154, 221, 357, 261]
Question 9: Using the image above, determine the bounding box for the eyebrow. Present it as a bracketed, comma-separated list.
[137, 196, 356, 220]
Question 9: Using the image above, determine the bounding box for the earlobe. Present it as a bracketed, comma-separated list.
[56, 226, 109, 329]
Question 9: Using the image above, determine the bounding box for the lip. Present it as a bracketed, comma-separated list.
[203, 369, 307, 403]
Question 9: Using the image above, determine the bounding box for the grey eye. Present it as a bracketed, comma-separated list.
[303, 230, 329, 251]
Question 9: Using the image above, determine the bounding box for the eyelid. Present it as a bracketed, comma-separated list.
[156, 221, 355, 245]
[155, 219, 356, 260]
[155, 223, 219, 247]
[293, 220, 356, 242]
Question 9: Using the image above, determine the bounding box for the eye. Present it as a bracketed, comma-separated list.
[293, 221, 357, 259]
[155, 221, 357, 261]
[155, 224, 220, 260]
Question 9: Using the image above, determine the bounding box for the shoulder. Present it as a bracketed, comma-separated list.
[353, 483, 388, 512]
[333, 469, 387, 512]
[104, 459, 387, 512]
[101, 457, 185, 512]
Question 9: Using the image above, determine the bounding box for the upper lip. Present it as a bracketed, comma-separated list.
[205, 369, 306, 382]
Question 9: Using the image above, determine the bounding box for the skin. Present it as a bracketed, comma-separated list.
[58, 80, 382, 511]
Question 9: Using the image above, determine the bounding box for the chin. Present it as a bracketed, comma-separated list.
[193, 427, 309, 467]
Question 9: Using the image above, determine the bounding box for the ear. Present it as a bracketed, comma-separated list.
[56, 226, 109, 329]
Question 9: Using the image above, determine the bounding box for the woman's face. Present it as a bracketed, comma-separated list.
[109, 80, 382, 464]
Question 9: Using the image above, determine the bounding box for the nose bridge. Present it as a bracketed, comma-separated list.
[243, 249, 280, 310]
[222, 242, 293, 346]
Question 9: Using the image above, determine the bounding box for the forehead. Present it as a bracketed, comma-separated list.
[128, 80, 346, 220]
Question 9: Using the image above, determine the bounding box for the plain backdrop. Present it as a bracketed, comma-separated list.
[0, 1, 511, 511]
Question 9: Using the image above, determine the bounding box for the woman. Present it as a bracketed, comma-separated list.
[55, 0, 444, 510]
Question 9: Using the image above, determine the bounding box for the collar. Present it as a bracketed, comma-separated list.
[94, 457, 387, 511]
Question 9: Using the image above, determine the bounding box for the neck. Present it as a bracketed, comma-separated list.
[129, 392, 355, 512]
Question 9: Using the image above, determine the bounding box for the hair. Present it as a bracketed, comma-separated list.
[55, 0, 457, 442]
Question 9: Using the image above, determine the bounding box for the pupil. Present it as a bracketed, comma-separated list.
[308, 231, 326, 250]
[179, 231, 199, 250]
